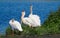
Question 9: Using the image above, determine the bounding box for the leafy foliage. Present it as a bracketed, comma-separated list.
[43, 8, 60, 34]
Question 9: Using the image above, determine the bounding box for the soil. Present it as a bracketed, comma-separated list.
[1, 34, 60, 38]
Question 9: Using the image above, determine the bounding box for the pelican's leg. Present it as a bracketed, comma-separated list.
[11, 28, 14, 36]
[29, 24, 32, 28]
[29, 25, 34, 30]
[12, 31, 14, 36]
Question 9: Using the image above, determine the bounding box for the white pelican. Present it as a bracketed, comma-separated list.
[21, 10, 33, 27]
[29, 5, 41, 27]
[9, 19, 23, 35]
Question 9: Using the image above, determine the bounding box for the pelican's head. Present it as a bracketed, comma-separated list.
[30, 4, 32, 8]
[21, 10, 25, 17]
[9, 18, 15, 25]
[11, 18, 15, 22]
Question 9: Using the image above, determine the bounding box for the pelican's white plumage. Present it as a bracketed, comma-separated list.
[29, 5, 41, 27]
[9, 19, 23, 31]
[29, 14, 41, 26]
[21, 11, 33, 27]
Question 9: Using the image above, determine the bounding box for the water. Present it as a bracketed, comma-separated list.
[0, 1, 60, 34]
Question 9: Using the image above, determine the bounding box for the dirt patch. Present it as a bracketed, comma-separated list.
[1, 34, 60, 38]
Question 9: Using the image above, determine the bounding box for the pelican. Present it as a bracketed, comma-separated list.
[29, 5, 41, 26]
[21, 10, 33, 27]
[9, 19, 23, 35]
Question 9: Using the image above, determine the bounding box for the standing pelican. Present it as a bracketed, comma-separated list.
[21, 10, 33, 27]
[29, 5, 41, 26]
[9, 19, 23, 35]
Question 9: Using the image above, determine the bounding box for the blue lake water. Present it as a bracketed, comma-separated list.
[0, 1, 60, 34]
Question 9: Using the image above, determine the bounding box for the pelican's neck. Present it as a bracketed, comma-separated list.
[21, 15, 25, 24]
[21, 16, 24, 21]
[30, 5, 33, 15]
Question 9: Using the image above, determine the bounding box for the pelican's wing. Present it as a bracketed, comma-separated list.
[29, 15, 40, 22]
[14, 21, 23, 31]
[25, 17, 39, 27]
[9, 20, 17, 29]
[24, 17, 33, 25]
[29, 14, 41, 26]
[29, 14, 40, 19]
